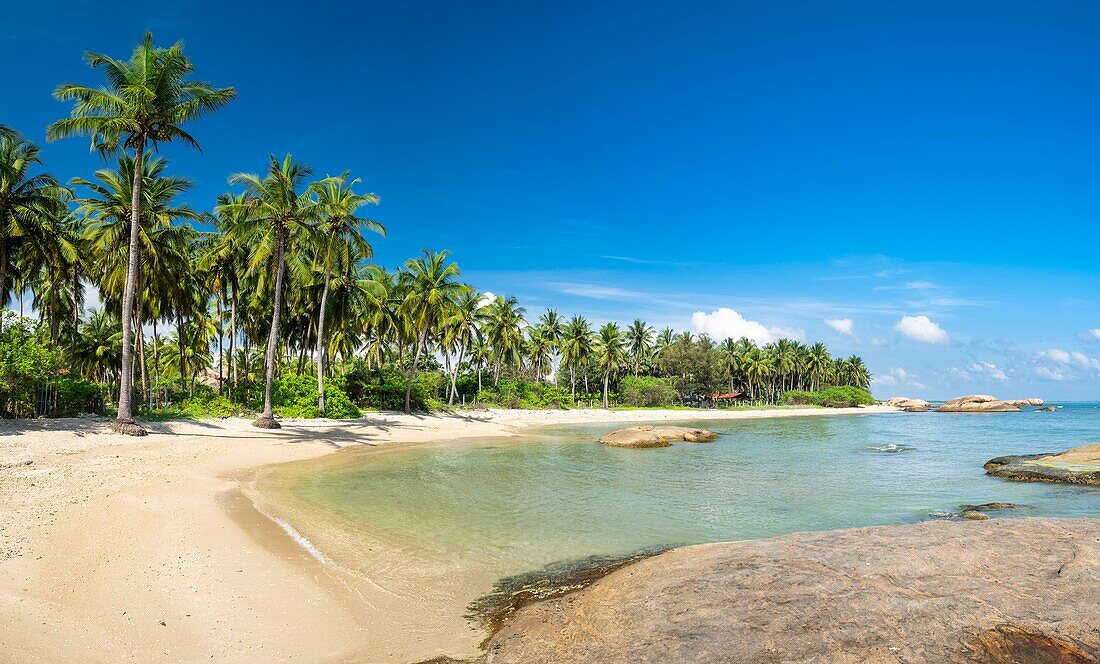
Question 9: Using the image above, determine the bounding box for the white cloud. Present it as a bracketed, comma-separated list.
[905, 280, 937, 290]
[872, 367, 924, 390]
[478, 291, 497, 308]
[1086, 329, 1100, 341]
[690, 307, 804, 344]
[868, 337, 887, 346]
[1036, 366, 1070, 381]
[1038, 349, 1100, 371]
[824, 318, 854, 336]
[969, 361, 1008, 382]
[895, 315, 949, 344]
[557, 283, 644, 300]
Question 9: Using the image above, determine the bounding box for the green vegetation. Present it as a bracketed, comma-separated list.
[779, 387, 875, 408]
[1, 34, 873, 426]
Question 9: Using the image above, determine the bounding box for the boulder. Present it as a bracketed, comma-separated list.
[884, 397, 932, 412]
[936, 395, 1020, 413]
[598, 426, 719, 448]
[1005, 398, 1045, 407]
[481, 519, 1100, 663]
[985, 443, 1100, 486]
[1037, 405, 1057, 412]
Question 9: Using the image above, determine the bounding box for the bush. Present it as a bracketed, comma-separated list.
[476, 380, 574, 409]
[273, 374, 361, 419]
[780, 386, 874, 408]
[618, 376, 679, 407]
[56, 377, 106, 416]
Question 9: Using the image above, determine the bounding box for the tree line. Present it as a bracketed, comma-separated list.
[1, 34, 871, 431]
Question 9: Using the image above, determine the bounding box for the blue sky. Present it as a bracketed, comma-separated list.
[4, 1, 1100, 399]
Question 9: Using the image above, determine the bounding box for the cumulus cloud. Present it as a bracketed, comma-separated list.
[895, 315, 949, 344]
[690, 308, 804, 344]
[1038, 349, 1100, 370]
[872, 367, 924, 390]
[1036, 366, 1070, 381]
[1086, 329, 1100, 341]
[478, 291, 497, 308]
[824, 318, 855, 336]
[968, 361, 1008, 382]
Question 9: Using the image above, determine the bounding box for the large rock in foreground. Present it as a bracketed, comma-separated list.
[484, 519, 1100, 663]
[937, 394, 1020, 413]
[598, 426, 718, 448]
[985, 443, 1100, 486]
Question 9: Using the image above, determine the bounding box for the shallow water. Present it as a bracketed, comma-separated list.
[258, 405, 1100, 643]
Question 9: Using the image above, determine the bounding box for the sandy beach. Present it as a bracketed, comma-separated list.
[0, 406, 896, 663]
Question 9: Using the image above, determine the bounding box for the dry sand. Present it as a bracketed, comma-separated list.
[0, 405, 895, 663]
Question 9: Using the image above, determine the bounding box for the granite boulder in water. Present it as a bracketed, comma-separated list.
[598, 426, 718, 448]
[985, 443, 1100, 486]
[936, 394, 1020, 413]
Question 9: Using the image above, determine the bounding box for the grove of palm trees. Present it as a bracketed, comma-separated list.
[0, 34, 872, 432]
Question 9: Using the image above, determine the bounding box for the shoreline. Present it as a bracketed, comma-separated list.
[1, 405, 900, 661]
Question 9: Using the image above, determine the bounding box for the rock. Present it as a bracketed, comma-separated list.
[1037, 405, 1057, 412]
[936, 394, 1020, 413]
[598, 426, 719, 448]
[960, 502, 1024, 512]
[884, 397, 933, 412]
[482, 519, 1100, 664]
[985, 443, 1100, 486]
[1005, 398, 1045, 407]
[958, 509, 989, 520]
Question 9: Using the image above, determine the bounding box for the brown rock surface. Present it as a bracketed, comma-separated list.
[483, 519, 1100, 664]
[1005, 398, 1045, 407]
[936, 394, 1021, 413]
[597, 425, 719, 448]
[985, 443, 1100, 486]
[884, 397, 932, 412]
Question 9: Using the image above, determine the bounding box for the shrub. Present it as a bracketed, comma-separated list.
[476, 380, 574, 409]
[56, 378, 106, 416]
[273, 374, 361, 419]
[619, 376, 679, 407]
[780, 386, 874, 408]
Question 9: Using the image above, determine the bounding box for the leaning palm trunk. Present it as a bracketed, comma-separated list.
[111, 141, 146, 435]
[230, 278, 239, 390]
[254, 229, 287, 429]
[405, 330, 427, 413]
[315, 271, 331, 414]
[448, 345, 466, 405]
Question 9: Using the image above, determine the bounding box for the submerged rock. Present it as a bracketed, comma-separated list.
[936, 394, 1020, 413]
[481, 519, 1100, 663]
[985, 443, 1100, 486]
[1037, 405, 1058, 412]
[598, 426, 718, 448]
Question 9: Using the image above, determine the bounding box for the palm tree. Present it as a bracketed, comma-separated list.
[398, 250, 464, 413]
[595, 322, 627, 408]
[443, 288, 485, 404]
[220, 154, 319, 428]
[560, 315, 594, 398]
[309, 173, 383, 414]
[483, 295, 527, 386]
[625, 318, 654, 376]
[805, 342, 831, 392]
[0, 131, 70, 332]
[49, 33, 235, 435]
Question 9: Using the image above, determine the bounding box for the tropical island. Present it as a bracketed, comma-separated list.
[2, 27, 1099, 664]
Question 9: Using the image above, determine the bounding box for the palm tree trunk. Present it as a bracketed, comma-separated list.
[177, 310, 186, 393]
[405, 329, 428, 414]
[230, 277, 239, 390]
[570, 366, 576, 398]
[112, 141, 146, 435]
[152, 318, 161, 408]
[71, 270, 79, 358]
[255, 227, 286, 429]
[448, 345, 465, 405]
[603, 373, 610, 409]
[316, 271, 331, 414]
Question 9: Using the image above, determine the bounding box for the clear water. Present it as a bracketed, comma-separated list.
[259, 405, 1100, 628]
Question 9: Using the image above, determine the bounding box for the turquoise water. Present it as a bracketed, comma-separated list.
[262, 406, 1100, 612]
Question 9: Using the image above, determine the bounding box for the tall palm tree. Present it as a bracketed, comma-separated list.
[483, 295, 527, 386]
[625, 318, 654, 376]
[309, 173, 383, 414]
[398, 250, 464, 413]
[49, 33, 235, 435]
[220, 154, 318, 428]
[0, 131, 70, 332]
[595, 322, 627, 408]
[560, 315, 594, 398]
[805, 342, 831, 392]
[443, 288, 485, 404]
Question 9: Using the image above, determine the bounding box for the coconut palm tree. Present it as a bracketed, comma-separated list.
[443, 288, 485, 404]
[483, 295, 526, 386]
[219, 154, 319, 428]
[398, 250, 464, 413]
[309, 173, 383, 414]
[595, 322, 627, 408]
[560, 315, 594, 398]
[804, 342, 831, 392]
[0, 131, 70, 332]
[49, 33, 235, 435]
[625, 318, 654, 376]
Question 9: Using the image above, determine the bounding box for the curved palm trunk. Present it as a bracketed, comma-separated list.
[569, 365, 576, 398]
[316, 271, 331, 414]
[255, 227, 286, 429]
[405, 328, 428, 414]
[602, 372, 610, 409]
[112, 141, 146, 435]
[230, 277, 239, 390]
[448, 345, 465, 406]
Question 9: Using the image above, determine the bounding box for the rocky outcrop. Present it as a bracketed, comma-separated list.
[482, 519, 1100, 663]
[884, 397, 932, 412]
[936, 394, 1020, 413]
[1005, 398, 1045, 407]
[985, 443, 1100, 486]
[597, 426, 718, 448]
[1037, 405, 1058, 412]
